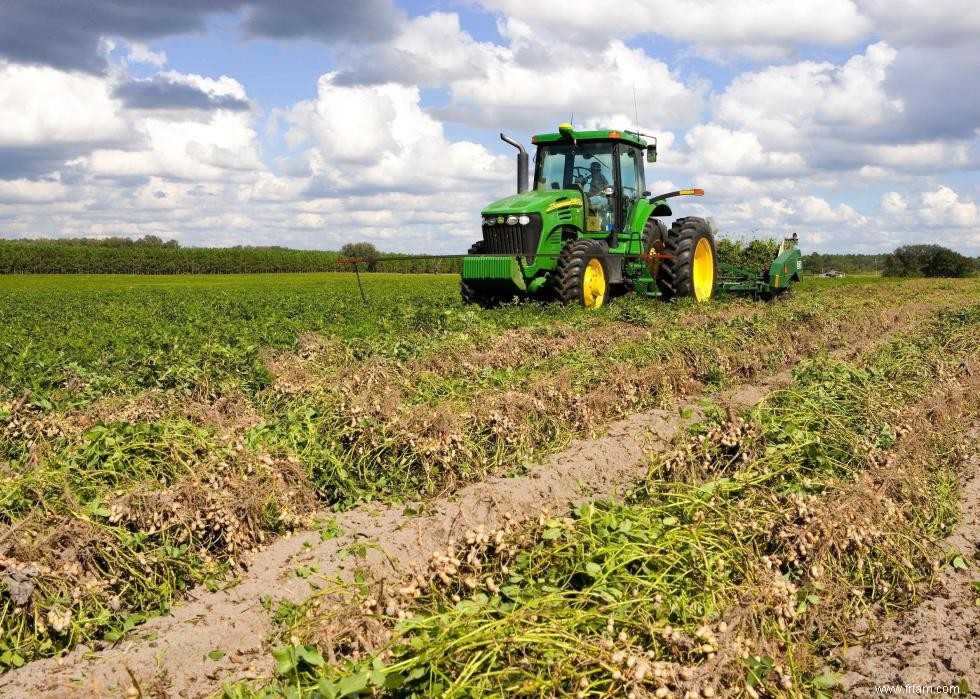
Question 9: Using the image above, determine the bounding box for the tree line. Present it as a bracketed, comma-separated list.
[804, 247, 978, 277]
[1, 237, 976, 277]
[0, 239, 461, 275]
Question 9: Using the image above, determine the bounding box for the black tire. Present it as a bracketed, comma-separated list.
[554, 238, 610, 308]
[656, 217, 717, 302]
[460, 240, 500, 308]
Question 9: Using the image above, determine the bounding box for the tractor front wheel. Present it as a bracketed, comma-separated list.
[656, 217, 717, 302]
[555, 238, 610, 308]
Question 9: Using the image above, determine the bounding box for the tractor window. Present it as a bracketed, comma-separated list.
[618, 146, 643, 225]
[534, 143, 615, 193]
[618, 147, 641, 200]
[536, 147, 567, 191]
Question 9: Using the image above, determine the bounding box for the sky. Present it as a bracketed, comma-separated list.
[0, 0, 978, 255]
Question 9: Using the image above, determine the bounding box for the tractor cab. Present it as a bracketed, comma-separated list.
[532, 126, 648, 235]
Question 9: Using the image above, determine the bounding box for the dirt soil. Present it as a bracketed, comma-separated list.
[840, 423, 980, 695]
[0, 372, 792, 699]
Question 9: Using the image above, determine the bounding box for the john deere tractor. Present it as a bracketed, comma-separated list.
[461, 124, 801, 307]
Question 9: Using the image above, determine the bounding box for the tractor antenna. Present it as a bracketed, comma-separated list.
[632, 83, 639, 137]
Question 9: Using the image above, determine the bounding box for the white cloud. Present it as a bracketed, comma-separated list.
[881, 191, 907, 214]
[442, 37, 703, 132]
[682, 124, 806, 176]
[859, 0, 980, 47]
[126, 42, 167, 68]
[155, 71, 248, 104]
[0, 177, 67, 203]
[813, 43, 902, 128]
[85, 109, 265, 182]
[0, 63, 129, 147]
[695, 41, 980, 181]
[335, 13, 704, 134]
[285, 73, 510, 192]
[918, 185, 979, 227]
[714, 43, 902, 149]
[335, 12, 507, 87]
[479, 0, 871, 58]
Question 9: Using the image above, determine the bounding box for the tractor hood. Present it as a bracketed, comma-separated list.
[482, 189, 583, 216]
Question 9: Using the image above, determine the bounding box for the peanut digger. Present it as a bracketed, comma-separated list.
[461, 124, 802, 307]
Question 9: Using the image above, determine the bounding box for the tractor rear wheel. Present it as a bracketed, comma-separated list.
[460, 240, 501, 308]
[555, 238, 610, 308]
[656, 217, 717, 302]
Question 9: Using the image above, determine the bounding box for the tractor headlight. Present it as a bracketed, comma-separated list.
[518, 215, 530, 225]
[505, 215, 519, 225]
[482, 216, 495, 226]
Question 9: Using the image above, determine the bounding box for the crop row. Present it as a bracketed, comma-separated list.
[1, 276, 977, 675]
[230, 303, 980, 698]
[251, 279, 980, 506]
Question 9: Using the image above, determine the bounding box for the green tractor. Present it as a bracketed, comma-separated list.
[461, 124, 801, 307]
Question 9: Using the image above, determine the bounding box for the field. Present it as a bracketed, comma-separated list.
[1, 272, 979, 698]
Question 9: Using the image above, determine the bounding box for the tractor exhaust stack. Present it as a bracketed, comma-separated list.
[500, 133, 529, 194]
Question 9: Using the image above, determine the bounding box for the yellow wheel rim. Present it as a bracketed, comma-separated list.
[582, 258, 606, 308]
[692, 237, 714, 302]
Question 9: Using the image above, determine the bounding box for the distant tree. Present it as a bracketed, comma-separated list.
[883, 244, 973, 278]
[340, 242, 381, 271]
[809, 252, 825, 274]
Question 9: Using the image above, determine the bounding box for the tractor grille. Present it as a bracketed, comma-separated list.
[481, 214, 543, 258]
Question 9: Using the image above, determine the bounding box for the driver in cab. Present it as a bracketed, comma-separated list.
[586, 160, 611, 228]
[587, 160, 609, 200]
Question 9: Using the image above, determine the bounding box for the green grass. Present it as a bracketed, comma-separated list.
[796, 274, 897, 288]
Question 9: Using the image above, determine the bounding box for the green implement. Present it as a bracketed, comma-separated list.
[716, 234, 804, 298]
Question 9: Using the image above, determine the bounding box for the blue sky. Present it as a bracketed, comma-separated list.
[0, 0, 978, 255]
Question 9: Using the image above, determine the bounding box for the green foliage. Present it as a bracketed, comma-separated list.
[883, 244, 976, 278]
[0, 239, 461, 275]
[804, 252, 882, 275]
[340, 242, 381, 272]
[1, 235, 179, 248]
[716, 237, 780, 274]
